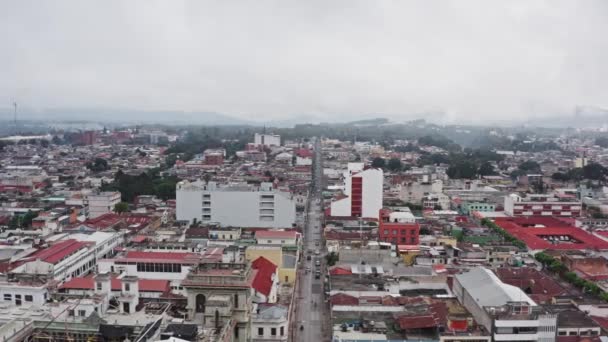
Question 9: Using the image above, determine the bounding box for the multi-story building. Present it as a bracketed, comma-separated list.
[462, 202, 495, 215]
[504, 193, 582, 217]
[203, 148, 225, 165]
[251, 304, 289, 342]
[183, 261, 256, 342]
[254, 133, 281, 147]
[97, 249, 225, 293]
[398, 178, 443, 204]
[86, 191, 121, 218]
[176, 181, 296, 228]
[9, 231, 124, 283]
[378, 210, 420, 245]
[421, 193, 450, 210]
[453, 267, 557, 342]
[330, 163, 383, 218]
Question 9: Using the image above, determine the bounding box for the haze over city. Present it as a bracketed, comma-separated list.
[2, 0, 608, 125]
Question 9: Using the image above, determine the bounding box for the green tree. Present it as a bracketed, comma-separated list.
[387, 158, 403, 171]
[371, 157, 386, 168]
[447, 161, 477, 179]
[478, 162, 496, 176]
[518, 160, 541, 173]
[583, 163, 606, 181]
[114, 202, 129, 213]
[86, 158, 109, 172]
[595, 137, 608, 148]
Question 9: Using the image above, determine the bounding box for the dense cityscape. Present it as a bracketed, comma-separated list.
[3, 1, 608, 341]
[0, 120, 608, 341]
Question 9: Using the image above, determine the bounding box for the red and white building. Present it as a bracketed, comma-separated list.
[251, 256, 279, 303]
[330, 163, 383, 218]
[97, 248, 226, 293]
[59, 274, 170, 299]
[504, 193, 582, 217]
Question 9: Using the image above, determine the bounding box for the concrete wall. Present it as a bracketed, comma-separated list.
[177, 187, 296, 228]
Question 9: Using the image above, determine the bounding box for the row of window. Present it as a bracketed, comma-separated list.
[136, 263, 183, 273]
[382, 229, 417, 236]
[3, 294, 34, 304]
[257, 326, 285, 336]
[384, 237, 417, 244]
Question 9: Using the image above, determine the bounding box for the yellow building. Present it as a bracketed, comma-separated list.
[245, 246, 297, 284]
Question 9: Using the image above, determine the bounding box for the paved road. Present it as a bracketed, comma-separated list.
[295, 138, 330, 342]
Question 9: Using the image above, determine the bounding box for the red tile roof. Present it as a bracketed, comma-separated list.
[495, 267, 567, 303]
[494, 217, 608, 251]
[114, 251, 201, 264]
[329, 267, 353, 275]
[60, 275, 169, 292]
[396, 314, 438, 330]
[26, 239, 92, 264]
[330, 293, 359, 306]
[251, 257, 277, 297]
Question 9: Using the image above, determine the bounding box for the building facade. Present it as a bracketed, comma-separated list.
[86, 191, 121, 219]
[176, 181, 296, 228]
[504, 194, 582, 217]
[330, 163, 383, 218]
[254, 133, 281, 147]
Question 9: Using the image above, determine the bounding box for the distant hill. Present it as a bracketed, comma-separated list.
[0, 107, 253, 126]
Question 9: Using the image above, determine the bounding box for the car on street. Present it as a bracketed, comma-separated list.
[315, 249, 320, 255]
[307, 255, 311, 261]
[315, 270, 321, 279]
[315, 260, 321, 266]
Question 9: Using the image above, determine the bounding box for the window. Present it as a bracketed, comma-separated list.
[3, 294, 11, 301]
[271, 328, 277, 336]
[125, 283, 130, 291]
[258, 327, 264, 336]
[78, 310, 86, 317]
[68, 309, 75, 317]
[15, 295, 21, 306]
[96, 282, 102, 291]
[25, 295, 33, 302]
[234, 294, 239, 308]
[392, 230, 397, 235]
[280, 326, 284, 336]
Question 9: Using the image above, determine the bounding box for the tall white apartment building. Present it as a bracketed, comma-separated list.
[330, 163, 383, 218]
[86, 191, 121, 218]
[176, 181, 296, 228]
[254, 133, 281, 147]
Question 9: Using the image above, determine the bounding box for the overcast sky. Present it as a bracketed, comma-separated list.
[1, 1, 607, 123]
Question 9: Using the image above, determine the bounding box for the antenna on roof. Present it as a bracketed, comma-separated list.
[13, 101, 18, 136]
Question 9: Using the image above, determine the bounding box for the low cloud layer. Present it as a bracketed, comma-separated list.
[1, 1, 607, 123]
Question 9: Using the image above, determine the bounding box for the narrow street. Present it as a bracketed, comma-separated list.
[294, 137, 330, 342]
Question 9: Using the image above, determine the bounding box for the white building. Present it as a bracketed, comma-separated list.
[86, 191, 121, 218]
[399, 178, 443, 204]
[453, 267, 557, 342]
[504, 193, 582, 217]
[254, 133, 281, 147]
[330, 163, 383, 218]
[422, 193, 450, 210]
[176, 181, 296, 228]
[251, 304, 289, 342]
[0, 282, 49, 307]
[9, 231, 124, 282]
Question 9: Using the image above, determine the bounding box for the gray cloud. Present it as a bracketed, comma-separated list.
[1, 0, 607, 123]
